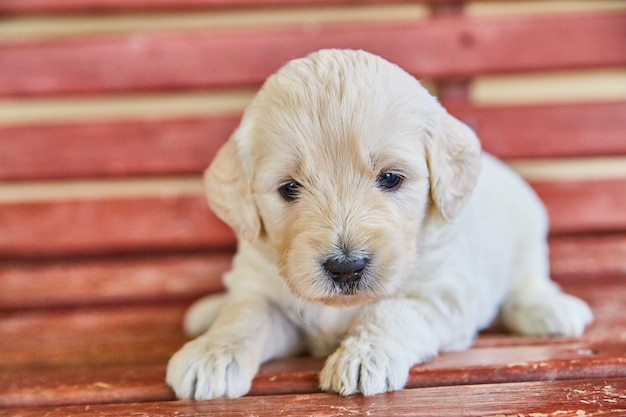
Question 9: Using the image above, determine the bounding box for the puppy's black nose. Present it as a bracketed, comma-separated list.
[323, 257, 369, 283]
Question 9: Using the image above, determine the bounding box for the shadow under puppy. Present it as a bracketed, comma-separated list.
[167, 49, 593, 400]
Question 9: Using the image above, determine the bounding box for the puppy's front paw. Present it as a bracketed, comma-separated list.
[166, 337, 257, 400]
[319, 337, 408, 396]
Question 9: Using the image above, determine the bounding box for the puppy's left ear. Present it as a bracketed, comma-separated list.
[426, 110, 482, 222]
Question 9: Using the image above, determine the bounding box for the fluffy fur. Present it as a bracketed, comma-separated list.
[166, 49, 592, 399]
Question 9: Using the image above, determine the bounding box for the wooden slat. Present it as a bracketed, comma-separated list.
[550, 234, 626, 282]
[2, 340, 625, 408]
[533, 179, 626, 235]
[1, 12, 624, 96]
[2, 341, 626, 408]
[4, 378, 626, 416]
[0, 194, 236, 259]
[0, 116, 238, 181]
[2, 101, 625, 181]
[0, 0, 428, 15]
[0, 281, 623, 369]
[0, 253, 230, 309]
[449, 101, 626, 160]
[0, 365, 173, 408]
[0, 179, 624, 259]
[0, 304, 187, 369]
[1, 281, 625, 408]
[0, 234, 623, 310]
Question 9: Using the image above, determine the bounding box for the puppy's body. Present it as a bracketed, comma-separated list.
[167, 49, 592, 399]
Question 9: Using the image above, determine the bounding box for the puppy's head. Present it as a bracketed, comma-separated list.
[205, 49, 481, 306]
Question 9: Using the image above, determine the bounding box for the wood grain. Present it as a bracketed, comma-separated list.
[4, 378, 626, 416]
[0, 365, 174, 408]
[534, 179, 626, 234]
[550, 234, 626, 282]
[0, 194, 236, 258]
[2, 341, 626, 408]
[0, 116, 239, 181]
[1, 281, 624, 406]
[0, 253, 230, 309]
[1, 235, 623, 309]
[0, 304, 188, 369]
[0, 0, 432, 15]
[1, 12, 624, 96]
[2, 2, 625, 416]
[1, 179, 624, 258]
[2, 101, 624, 181]
[448, 101, 626, 160]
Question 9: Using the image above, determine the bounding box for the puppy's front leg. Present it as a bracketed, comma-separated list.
[320, 296, 465, 396]
[167, 295, 302, 399]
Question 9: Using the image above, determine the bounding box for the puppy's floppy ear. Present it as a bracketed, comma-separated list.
[426, 110, 482, 222]
[204, 135, 260, 242]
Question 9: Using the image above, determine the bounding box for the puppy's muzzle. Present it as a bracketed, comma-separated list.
[323, 256, 369, 284]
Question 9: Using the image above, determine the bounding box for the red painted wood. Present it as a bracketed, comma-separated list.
[0, 365, 174, 408]
[3, 101, 624, 181]
[1, 13, 624, 96]
[0, 234, 623, 310]
[532, 179, 626, 235]
[550, 234, 626, 283]
[0, 0, 427, 15]
[0, 194, 237, 259]
[0, 116, 239, 181]
[0, 304, 187, 369]
[0, 283, 612, 370]
[0, 281, 624, 394]
[449, 101, 626, 160]
[2, 340, 625, 408]
[0, 253, 230, 309]
[1, 4, 624, 416]
[5, 378, 626, 416]
[0, 180, 624, 259]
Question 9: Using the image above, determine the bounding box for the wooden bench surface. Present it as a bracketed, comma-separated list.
[1, 0, 625, 415]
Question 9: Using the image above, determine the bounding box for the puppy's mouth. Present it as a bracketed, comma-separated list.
[281, 248, 398, 307]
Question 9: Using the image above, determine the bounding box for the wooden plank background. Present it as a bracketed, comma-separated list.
[1, 1, 626, 415]
[0, 0, 438, 15]
[1, 12, 624, 96]
[1, 101, 626, 181]
[0, 0, 625, 307]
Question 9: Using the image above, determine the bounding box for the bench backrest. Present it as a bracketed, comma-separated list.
[1, 0, 625, 309]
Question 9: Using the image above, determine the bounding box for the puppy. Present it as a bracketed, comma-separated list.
[167, 49, 592, 399]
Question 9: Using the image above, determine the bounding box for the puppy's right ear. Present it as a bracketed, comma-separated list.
[204, 136, 260, 243]
[426, 110, 482, 222]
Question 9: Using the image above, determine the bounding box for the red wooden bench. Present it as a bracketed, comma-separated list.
[1, 1, 625, 415]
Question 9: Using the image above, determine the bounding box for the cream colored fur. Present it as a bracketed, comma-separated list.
[166, 49, 592, 399]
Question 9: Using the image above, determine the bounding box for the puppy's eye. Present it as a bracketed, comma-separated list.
[278, 181, 301, 202]
[376, 172, 404, 191]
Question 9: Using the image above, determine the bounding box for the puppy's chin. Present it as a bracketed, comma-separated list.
[282, 267, 401, 308]
[292, 285, 381, 308]
[317, 293, 379, 308]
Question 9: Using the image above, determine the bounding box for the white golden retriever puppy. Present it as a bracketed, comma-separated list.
[167, 49, 592, 399]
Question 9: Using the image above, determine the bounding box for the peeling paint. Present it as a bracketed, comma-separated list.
[602, 384, 626, 400]
[484, 412, 579, 417]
